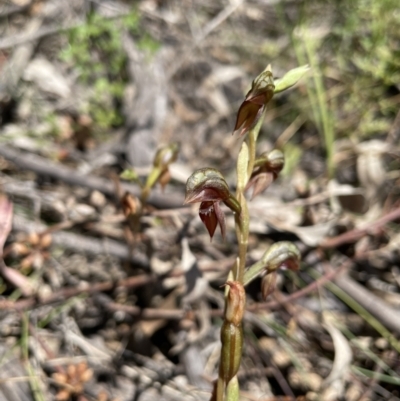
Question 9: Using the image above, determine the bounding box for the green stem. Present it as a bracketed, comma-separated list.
[242, 259, 266, 286]
[243, 241, 300, 286]
[234, 193, 249, 283]
[247, 108, 267, 179]
[225, 376, 239, 401]
[216, 376, 225, 401]
[247, 127, 256, 179]
[142, 166, 162, 205]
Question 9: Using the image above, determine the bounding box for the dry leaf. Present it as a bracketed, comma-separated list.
[321, 312, 353, 400]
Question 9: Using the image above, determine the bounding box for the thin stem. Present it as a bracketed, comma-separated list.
[235, 113, 266, 283]
[234, 193, 249, 283]
[242, 259, 266, 286]
[247, 108, 267, 179]
[216, 376, 225, 401]
[247, 126, 256, 179]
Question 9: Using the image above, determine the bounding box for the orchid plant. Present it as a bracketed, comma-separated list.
[184, 64, 308, 401]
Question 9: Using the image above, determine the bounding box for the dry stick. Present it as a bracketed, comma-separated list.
[0, 145, 184, 209]
[260, 261, 352, 310]
[0, 274, 154, 311]
[12, 215, 235, 273]
[250, 259, 351, 312]
[320, 206, 400, 249]
[333, 272, 400, 335]
[252, 250, 400, 336]
[12, 215, 149, 268]
[0, 2, 32, 18]
[101, 300, 186, 321]
[0, 9, 131, 50]
[9, 208, 400, 335]
[6, 248, 398, 341]
[0, 17, 43, 101]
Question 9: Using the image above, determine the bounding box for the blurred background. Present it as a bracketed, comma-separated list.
[0, 0, 400, 400]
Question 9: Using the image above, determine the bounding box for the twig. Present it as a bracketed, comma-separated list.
[0, 145, 184, 209]
[250, 259, 351, 312]
[0, 17, 43, 99]
[0, 274, 154, 311]
[12, 214, 149, 267]
[0, 10, 130, 50]
[333, 271, 400, 335]
[0, 2, 32, 18]
[320, 206, 400, 248]
[101, 300, 187, 321]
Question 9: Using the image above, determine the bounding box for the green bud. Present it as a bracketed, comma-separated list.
[153, 143, 179, 170]
[224, 281, 246, 326]
[274, 65, 309, 93]
[260, 241, 300, 272]
[220, 321, 243, 383]
[243, 241, 301, 286]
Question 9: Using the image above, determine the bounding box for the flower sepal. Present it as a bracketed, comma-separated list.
[185, 168, 241, 240]
[246, 149, 284, 199]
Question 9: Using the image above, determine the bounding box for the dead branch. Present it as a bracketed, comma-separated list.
[334, 272, 400, 335]
[320, 206, 400, 248]
[0, 274, 154, 312]
[0, 145, 184, 209]
[12, 214, 149, 267]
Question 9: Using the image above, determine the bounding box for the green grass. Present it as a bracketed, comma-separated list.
[270, 0, 400, 177]
[59, 9, 160, 132]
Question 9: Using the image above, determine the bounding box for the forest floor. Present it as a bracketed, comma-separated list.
[1, 1, 400, 400]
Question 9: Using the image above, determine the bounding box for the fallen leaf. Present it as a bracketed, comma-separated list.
[0, 195, 34, 296]
[321, 312, 353, 400]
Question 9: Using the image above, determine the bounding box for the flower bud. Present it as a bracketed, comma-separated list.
[145, 143, 179, 194]
[224, 281, 246, 326]
[261, 271, 277, 300]
[233, 66, 275, 137]
[273, 64, 309, 94]
[153, 143, 179, 170]
[185, 168, 240, 240]
[247, 149, 285, 199]
[121, 192, 141, 217]
[261, 241, 300, 272]
[243, 241, 301, 286]
[184, 168, 231, 204]
[220, 281, 245, 384]
[220, 321, 243, 383]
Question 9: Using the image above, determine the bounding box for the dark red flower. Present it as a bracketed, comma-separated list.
[184, 168, 240, 240]
[246, 149, 284, 199]
[233, 68, 275, 137]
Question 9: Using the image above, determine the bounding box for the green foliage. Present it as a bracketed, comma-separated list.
[281, 142, 302, 177]
[273, 0, 400, 175]
[60, 10, 159, 131]
[120, 168, 140, 183]
[336, 0, 400, 139]
[137, 34, 160, 54]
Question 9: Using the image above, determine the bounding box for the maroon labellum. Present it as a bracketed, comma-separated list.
[185, 168, 240, 240]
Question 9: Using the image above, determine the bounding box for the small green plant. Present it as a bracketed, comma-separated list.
[60, 10, 159, 131]
[274, 0, 400, 176]
[120, 143, 179, 237]
[184, 65, 308, 401]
